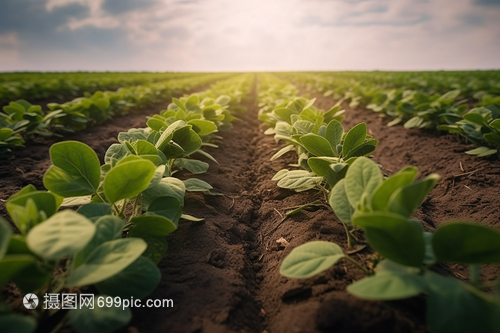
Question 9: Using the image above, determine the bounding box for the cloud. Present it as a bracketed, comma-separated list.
[102, 0, 160, 14]
[0, 0, 499, 71]
[475, 0, 500, 5]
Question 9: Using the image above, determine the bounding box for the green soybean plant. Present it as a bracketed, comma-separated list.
[0, 127, 25, 157]
[273, 121, 377, 192]
[1, 188, 161, 333]
[0, 100, 59, 157]
[44, 139, 188, 258]
[439, 106, 500, 158]
[281, 157, 500, 333]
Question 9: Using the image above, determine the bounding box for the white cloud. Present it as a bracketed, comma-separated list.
[2, 0, 500, 71]
[0, 33, 20, 67]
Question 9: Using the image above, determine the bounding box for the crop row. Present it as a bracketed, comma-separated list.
[0, 74, 254, 333]
[283, 72, 500, 158]
[0, 73, 233, 157]
[257, 73, 500, 333]
[0, 72, 207, 106]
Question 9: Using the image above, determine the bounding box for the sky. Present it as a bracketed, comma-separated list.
[0, 0, 499, 72]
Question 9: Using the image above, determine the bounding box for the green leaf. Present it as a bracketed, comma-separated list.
[344, 143, 377, 159]
[182, 178, 213, 192]
[0, 128, 15, 141]
[43, 141, 101, 197]
[425, 271, 500, 333]
[432, 222, 500, 264]
[146, 196, 182, 227]
[347, 270, 426, 300]
[103, 160, 156, 203]
[104, 144, 128, 167]
[342, 123, 367, 157]
[69, 297, 131, 333]
[134, 140, 158, 155]
[387, 174, 440, 218]
[371, 167, 418, 211]
[325, 120, 344, 154]
[129, 215, 176, 236]
[172, 127, 202, 156]
[147, 118, 167, 132]
[96, 256, 160, 299]
[61, 196, 92, 207]
[308, 157, 345, 188]
[66, 238, 146, 287]
[276, 170, 323, 192]
[299, 134, 334, 157]
[270, 144, 296, 161]
[329, 179, 354, 225]
[344, 157, 383, 209]
[465, 146, 497, 157]
[0, 218, 12, 259]
[404, 116, 424, 129]
[280, 241, 345, 278]
[353, 212, 425, 267]
[188, 119, 218, 136]
[126, 232, 167, 264]
[77, 203, 113, 222]
[142, 177, 185, 209]
[6, 192, 58, 233]
[174, 158, 209, 174]
[0, 255, 37, 286]
[181, 214, 203, 222]
[9, 258, 51, 293]
[26, 210, 95, 261]
[74, 216, 124, 267]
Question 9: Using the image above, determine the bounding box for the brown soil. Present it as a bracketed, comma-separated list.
[3, 74, 500, 333]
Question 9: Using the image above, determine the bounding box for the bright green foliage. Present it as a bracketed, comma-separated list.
[258, 74, 377, 192]
[281, 156, 500, 333]
[44, 141, 101, 197]
[284, 71, 500, 158]
[280, 241, 345, 278]
[0, 73, 233, 158]
[1, 74, 253, 333]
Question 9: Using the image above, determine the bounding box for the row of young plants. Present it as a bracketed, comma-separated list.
[282, 72, 500, 158]
[0, 73, 233, 157]
[0, 74, 253, 333]
[258, 74, 500, 333]
[0, 72, 204, 106]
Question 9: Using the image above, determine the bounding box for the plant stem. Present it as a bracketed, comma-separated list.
[469, 264, 481, 286]
[344, 255, 370, 275]
[341, 222, 358, 249]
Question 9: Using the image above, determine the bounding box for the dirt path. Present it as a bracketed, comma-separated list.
[131, 76, 426, 333]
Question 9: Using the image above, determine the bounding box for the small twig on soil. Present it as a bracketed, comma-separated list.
[464, 185, 472, 191]
[459, 162, 464, 172]
[273, 208, 284, 219]
[452, 169, 478, 178]
[229, 196, 236, 210]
